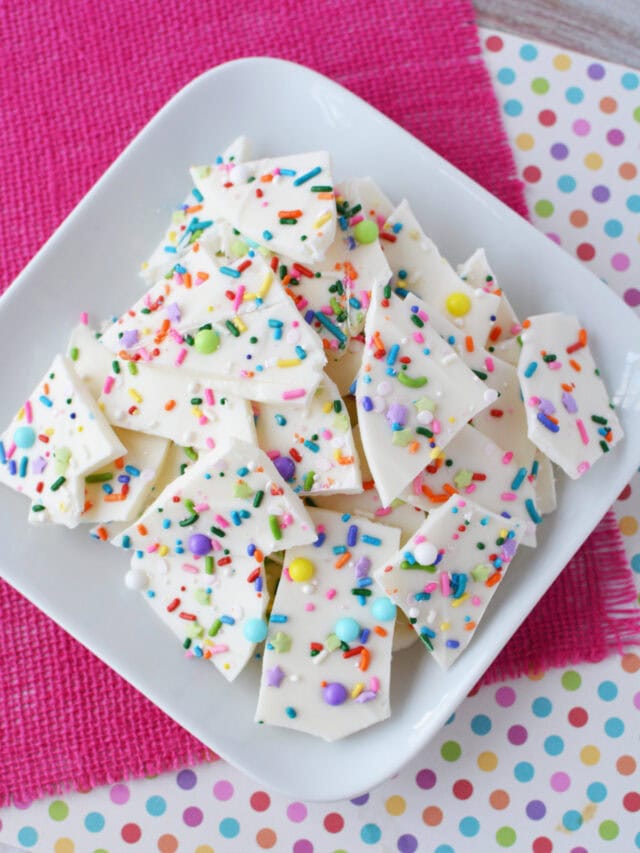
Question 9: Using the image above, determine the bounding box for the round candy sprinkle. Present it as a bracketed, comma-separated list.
[414, 541, 438, 565]
[194, 328, 221, 354]
[289, 557, 315, 583]
[273, 455, 296, 481]
[124, 568, 148, 591]
[188, 533, 212, 556]
[353, 219, 379, 244]
[334, 617, 360, 643]
[243, 618, 268, 643]
[13, 426, 36, 448]
[445, 292, 471, 317]
[371, 597, 397, 622]
[323, 682, 348, 705]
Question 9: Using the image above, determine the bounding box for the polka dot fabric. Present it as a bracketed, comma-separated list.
[2, 28, 640, 853]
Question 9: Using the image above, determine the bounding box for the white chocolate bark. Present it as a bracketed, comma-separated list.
[69, 324, 256, 450]
[380, 201, 500, 346]
[337, 177, 395, 226]
[191, 152, 336, 264]
[531, 449, 557, 515]
[115, 439, 316, 558]
[128, 548, 268, 682]
[491, 334, 521, 366]
[99, 247, 326, 405]
[457, 248, 521, 345]
[356, 288, 493, 506]
[400, 424, 539, 546]
[517, 313, 623, 478]
[255, 507, 401, 741]
[374, 496, 526, 670]
[82, 428, 169, 524]
[0, 355, 125, 527]
[254, 376, 362, 496]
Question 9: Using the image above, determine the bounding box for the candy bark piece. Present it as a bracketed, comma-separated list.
[337, 177, 395, 227]
[531, 450, 557, 515]
[517, 313, 623, 478]
[0, 355, 125, 527]
[400, 424, 539, 546]
[457, 249, 521, 346]
[312, 425, 426, 545]
[99, 247, 326, 405]
[324, 337, 364, 396]
[374, 495, 526, 670]
[191, 152, 336, 264]
[127, 548, 268, 681]
[356, 288, 493, 506]
[115, 438, 315, 558]
[491, 335, 521, 366]
[141, 137, 252, 283]
[81, 428, 170, 524]
[255, 507, 401, 741]
[254, 375, 362, 495]
[380, 200, 500, 346]
[69, 324, 256, 450]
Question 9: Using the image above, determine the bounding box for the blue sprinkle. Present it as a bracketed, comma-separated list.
[247, 543, 256, 556]
[192, 187, 204, 202]
[304, 440, 320, 453]
[347, 525, 358, 547]
[193, 646, 203, 657]
[279, 168, 297, 176]
[231, 510, 241, 526]
[361, 535, 382, 546]
[314, 532, 326, 548]
[39, 395, 53, 407]
[387, 344, 400, 366]
[446, 639, 460, 648]
[0, 442, 5, 464]
[392, 222, 403, 233]
[333, 545, 347, 555]
[414, 592, 431, 601]
[262, 230, 273, 241]
[421, 626, 436, 638]
[237, 466, 249, 476]
[285, 706, 297, 718]
[220, 615, 235, 625]
[293, 166, 321, 186]
[524, 361, 538, 378]
[537, 412, 560, 432]
[360, 628, 371, 643]
[295, 346, 307, 360]
[269, 614, 288, 623]
[125, 465, 140, 477]
[362, 396, 374, 412]
[314, 311, 347, 343]
[102, 483, 113, 494]
[268, 319, 283, 328]
[162, 519, 171, 529]
[122, 535, 131, 548]
[8, 460, 16, 476]
[174, 263, 187, 274]
[349, 297, 362, 309]
[511, 467, 527, 490]
[357, 577, 373, 587]
[19, 456, 28, 477]
[220, 266, 241, 278]
[525, 498, 542, 524]
[118, 474, 131, 484]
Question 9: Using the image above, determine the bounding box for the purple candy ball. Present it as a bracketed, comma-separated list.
[188, 533, 212, 556]
[386, 402, 408, 426]
[323, 682, 348, 706]
[273, 455, 296, 481]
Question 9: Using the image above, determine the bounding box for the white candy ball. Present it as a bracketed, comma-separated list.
[414, 541, 438, 565]
[125, 568, 148, 591]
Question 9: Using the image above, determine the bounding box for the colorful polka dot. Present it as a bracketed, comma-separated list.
[384, 795, 406, 816]
[550, 141, 569, 159]
[110, 784, 130, 805]
[587, 781, 608, 802]
[496, 825, 517, 847]
[440, 740, 461, 761]
[551, 771, 571, 792]
[599, 820, 620, 840]
[459, 816, 480, 837]
[514, 761, 535, 782]
[145, 796, 166, 817]
[470, 713, 492, 735]
[498, 67, 516, 85]
[553, 53, 572, 70]
[565, 86, 584, 104]
[558, 175, 576, 192]
[176, 769, 197, 790]
[360, 823, 382, 844]
[562, 671, 582, 691]
[516, 132, 535, 150]
[504, 99, 523, 117]
[520, 44, 538, 61]
[544, 735, 564, 756]
[495, 686, 516, 707]
[84, 812, 105, 832]
[604, 716, 625, 737]
[120, 822, 142, 844]
[213, 780, 234, 801]
[622, 71, 639, 89]
[532, 697, 552, 717]
[48, 801, 69, 821]
[219, 817, 240, 838]
[531, 78, 550, 95]
[477, 751, 498, 771]
[17, 827, 39, 848]
[422, 806, 443, 827]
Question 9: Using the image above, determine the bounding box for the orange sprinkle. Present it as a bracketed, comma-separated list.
[569, 359, 582, 371]
[104, 493, 127, 502]
[114, 457, 125, 469]
[363, 480, 376, 491]
[254, 549, 264, 563]
[421, 484, 451, 504]
[196, 271, 209, 282]
[579, 328, 588, 345]
[443, 483, 458, 496]
[522, 318, 531, 328]
[337, 455, 355, 465]
[408, 441, 420, 454]
[486, 572, 502, 587]
[561, 383, 573, 392]
[488, 325, 502, 342]
[317, 192, 334, 200]
[464, 621, 476, 631]
[260, 173, 273, 182]
[373, 626, 388, 637]
[282, 274, 292, 287]
[183, 272, 192, 289]
[185, 204, 203, 214]
[95, 526, 109, 541]
[136, 523, 148, 536]
[465, 335, 474, 352]
[164, 399, 176, 411]
[546, 414, 559, 425]
[334, 552, 351, 569]
[278, 209, 302, 218]
[343, 261, 358, 281]
[359, 647, 370, 672]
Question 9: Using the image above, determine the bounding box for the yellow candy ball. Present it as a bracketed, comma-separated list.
[445, 291, 472, 317]
[289, 557, 315, 582]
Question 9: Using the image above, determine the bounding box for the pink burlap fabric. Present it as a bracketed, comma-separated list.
[1, 0, 637, 807]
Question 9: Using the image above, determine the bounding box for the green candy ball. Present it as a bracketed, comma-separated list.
[353, 219, 379, 244]
[194, 328, 221, 354]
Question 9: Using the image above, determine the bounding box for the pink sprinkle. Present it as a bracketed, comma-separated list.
[440, 572, 450, 596]
[304, 603, 315, 612]
[175, 348, 187, 366]
[528, 395, 540, 407]
[414, 534, 426, 544]
[431, 419, 441, 435]
[292, 320, 299, 327]
[182, 563, 199, 574]
[233, 285, 245, 312]
[376, 214, 386, 227]
[425, 582, 437, 593]
[147, 543, 159, 553]
[103, 375, 115, 394]
[413, 331, 425, 344]
[204, 388, 215, 406]
[375, 506, 392, 516]
[418, 310, 428, 322]
[282, 389, 306, 400]
[80, 311, 89, 325]
[471, 595, 482, 606]
[326, 588, 337, 600]
[350, 214, 364, 226]
[170, 328, 184, 344]
[577, 460, 590, 474]
[369, 676, 380, 693]
[210, 644, 229, 654]
[205, 437, 215, 449]
[5, 442, 16, 459]
[198, 416, 208, 425]
[549, 361, 562, 370]
[510, 323, 522, 335]
[319, 304, 332, 315]
[500, 492, 517, 501]
[465, 484, 477, 494]
[282, 512, 293, 527]
[576, 418, 589, 445]
[322, 429, 332, 440]
[266, 449, 280, 460]
[502, 451, 514, 464]
[457, 499, 466, 508]
[283, 566, 292, 581]
[412, 475, 423, 496]
[211, 539, 223, 552]
[360, 291, 370, 309]
[328, 339, 339, 351]
[214, 514, 229, 528]
[195, 503, 209, 512]
[24, 401, 33, 424]
[297, 297, 309, 310]
[485, 357, 494, 373]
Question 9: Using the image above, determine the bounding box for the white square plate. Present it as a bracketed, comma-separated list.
[2, 58, 640, 802]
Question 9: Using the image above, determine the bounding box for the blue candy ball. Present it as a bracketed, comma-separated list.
[334, 617, 360, 643]
[243, 618, 268, 643]
[371, 597, 397, 622]
[13, 426, 36, 449]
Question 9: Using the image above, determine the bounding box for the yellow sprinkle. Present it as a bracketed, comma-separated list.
[158, 544, 169, 556]
[500, 529, 508, 539]
[17, 407, 25, 421]
[314, 211, 332, 230]
[77, 426, 84, 433]
[167, 230, 177, 242]
[277, 358, 302, 368]
[191, 407, 203, 419]
[429, 446, 442, 460]
[258, 271, 273, 298]
[128, 388, 143, 403]
[45, 427, 54, 436]
[351, 682, 365, 699]
[223, 662, 230, 670]
[322, 401, 333, 414]
[440, 621, 451, 631]
[448, 416, 456, 424]
[233, 316, 247, 333]
[451, 593, 470, 608]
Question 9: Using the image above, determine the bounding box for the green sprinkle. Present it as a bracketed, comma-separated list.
[419, 634, 434, 652]
[50, 476, 66, 492]
[31, 504, 45, 512]
[128, 361, 138, 375]
[112, 360, 120, 374]
[253, 490, 264, 508]
[190, 397, 203, 405]
[183, 446, 198, 461]
[179, 513, 199, 527]
[303, 471, 315, 491]
[208, 618, 222, 637]
[400, 560, 436, 572]
[225, 320, 240, 337]
[210, 526, 226, 537]
[279, 217, 298, 225]
[397, 372, 427, 388]
[269, 515, 282, 541]
[416, 426, 434, 438]
[351, 587, 371, 597]
[204, 556, 214, 575]
[69, 347, 79, 361]
[183, 637, 192, 649]
[591, 415, 608, 424]
[410, 314, 424, 328]
[310, 185, 333, 192]
[85, 472, 114, 484]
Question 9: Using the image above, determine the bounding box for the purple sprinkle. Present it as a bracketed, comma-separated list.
[347, 524, 358, 547]
[561, 391, 578, 413]
[166, 302, 181, 323]
[273, 455, 296, 481]
[355, 690, 377, 703]
[501, 538, 518, 559]
[362, 396, 374, 412]
[355, 557, 371, 578]
[386, 402, 408, 426]
[32, 456, 47, 474]
[121, 329, 139, 348]
[304, 309, 315, 324]
[538, 398, 556, 416]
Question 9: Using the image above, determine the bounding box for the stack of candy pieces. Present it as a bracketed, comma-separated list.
[0, 137, 624, 741]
